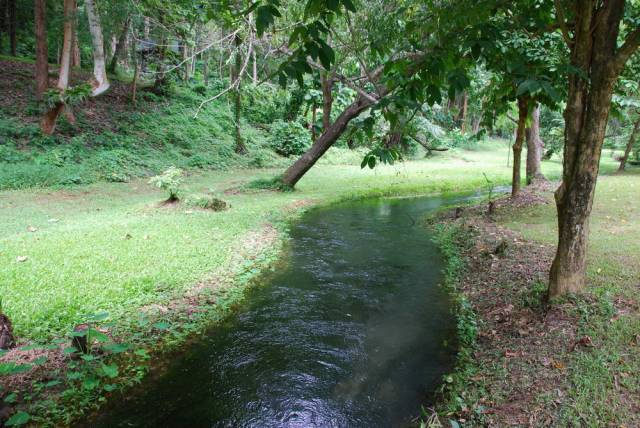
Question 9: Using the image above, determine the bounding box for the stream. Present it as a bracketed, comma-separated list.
[89, 194, 469, 427]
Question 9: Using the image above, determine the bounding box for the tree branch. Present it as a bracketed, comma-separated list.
[615, 26, 640, 73]
[554, 0, 574, 48]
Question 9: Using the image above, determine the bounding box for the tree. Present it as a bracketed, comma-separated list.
[548, 0, 640, 297]
[34, 0, 48, 100]
[618, 116, 640, 171]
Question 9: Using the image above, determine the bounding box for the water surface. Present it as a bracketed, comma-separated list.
[90, 195, 462, 427]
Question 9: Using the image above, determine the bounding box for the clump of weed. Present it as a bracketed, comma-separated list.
[247, 176, 293, 192]
[186, 194, 229, 211]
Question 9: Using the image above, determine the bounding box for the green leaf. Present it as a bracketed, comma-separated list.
[0, 363, 32, 376]
[82, 377, 100, 390]
[153, 322, 171, 330]
[100, 363, 119, 379]
[5, 411, 30, 426]
[103, 343, 129, 354]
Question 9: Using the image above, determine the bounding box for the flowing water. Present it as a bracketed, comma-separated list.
[90, 194, 467, 428]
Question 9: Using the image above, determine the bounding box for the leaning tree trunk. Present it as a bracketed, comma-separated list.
[41, 0, 75, 134]
[618, 116, 640, 171]
[282, 94, 377, 187]
[34, 0, 49, 100]
[511, 96, 529, 197]
[85, 0, 110, 96]
[525, 104, 546, 184]
[548, 0, 639, 298]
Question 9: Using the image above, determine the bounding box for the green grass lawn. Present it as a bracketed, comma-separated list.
[498, 169, 640, 425]
[0, 141, 621, 342]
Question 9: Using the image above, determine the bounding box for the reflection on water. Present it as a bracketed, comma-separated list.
[90, 195, 462, 428]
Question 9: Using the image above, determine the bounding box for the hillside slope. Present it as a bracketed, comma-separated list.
[0, 58, 288, 190]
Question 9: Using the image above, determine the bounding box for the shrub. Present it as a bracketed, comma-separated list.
[148, 166, 184, 201]
[269, 120, 311, 157]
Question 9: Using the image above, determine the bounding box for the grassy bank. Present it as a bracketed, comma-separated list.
[0, 143, 623, 425]
[429, 170, 640, 427]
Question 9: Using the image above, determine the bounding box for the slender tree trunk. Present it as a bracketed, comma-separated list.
[182, 42, 189, 81]
[321, 72, 333, 131]
[472, 116, 481, 134]
[203, 50, 209, 85]
[41, 0, 75, 134]
[525, 104, 546, 184]
[7, 0, 15, 56]
[34, 0, 49, 100]
[512, 96, 529, 197]
[282, 95, 377, 187]
[108, 16, 129, 74]
[618, 117, 640, 171]
[548, 0, 638, 297]
[233, 34, 247, 154]
[85, 0, 109, 96]
[153, 32, 167, 92]
[252, 49, 257, 82]
[130, 35, 138, 103]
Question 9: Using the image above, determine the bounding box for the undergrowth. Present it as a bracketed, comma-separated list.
[0, 84, 289, 190]
[423, 222, 487, 427]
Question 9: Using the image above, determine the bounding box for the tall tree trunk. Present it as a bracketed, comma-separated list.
[548, 0, 639, 297]
[41, 0, 75, 134]
[282, 95, 377, 187]
[618, 116, 640, 171]
[525, 103, 546, 184]
[71, 24, 81, 67]
[512, 96, 529, 197]
[34, 0, 49, 100]
[85, 0, 109, 96]
[233, 34, 247, 154]
[0, 0, 6, 53]
[108, 16, 129, 74]
[321, 72, 333, 131]
[460, 91, 468, 133]
[7, 0, 15, 56]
